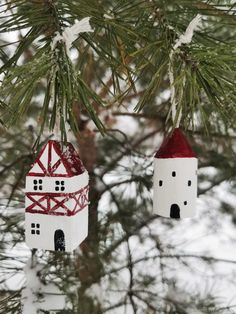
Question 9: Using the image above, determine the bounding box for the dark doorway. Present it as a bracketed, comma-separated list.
[54, 229, 65, 251]
[170, 204, 180, 218]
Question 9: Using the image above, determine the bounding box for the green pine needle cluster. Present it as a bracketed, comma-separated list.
[0, 0, 236, 140]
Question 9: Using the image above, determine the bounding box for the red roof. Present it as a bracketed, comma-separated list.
[155, 128, 196, 158]
[27, 140, 86, 177]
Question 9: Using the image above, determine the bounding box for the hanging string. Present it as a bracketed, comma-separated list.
[168, 14, 202, 127]
[50, 17, 94, 143]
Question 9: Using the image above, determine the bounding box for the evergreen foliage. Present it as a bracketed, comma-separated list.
[0, 0, 236, 138]
[0, 1, 236, 313]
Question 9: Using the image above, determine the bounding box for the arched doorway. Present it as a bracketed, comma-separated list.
[170, 204, 180, 218]
[54, 229, 65, 251]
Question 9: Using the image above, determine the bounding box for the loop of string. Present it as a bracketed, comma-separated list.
[168, 14, 202, 128]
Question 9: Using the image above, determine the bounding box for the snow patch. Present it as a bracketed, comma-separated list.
[21, 257, 66, 313]
[85, 283, 104, 305]
[51, 17, 94, 55]
[173, 14, 202, 51]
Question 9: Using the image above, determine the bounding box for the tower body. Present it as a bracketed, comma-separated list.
[153, 129, 198, 218]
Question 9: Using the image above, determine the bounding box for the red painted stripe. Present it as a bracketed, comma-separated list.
[59, 152, 74, 177]
[49, 195, 70, 213]
[37, 159, 47, 175]
[51, 158, 62, 173]
[25, 185, 89, 215]
[28, 143, 48, 175]
[47, 195, 50, 211]
[27, 173, 71, 177]
[27, 140, 86, 177]
[26, 194, 48, 211]
[52, 141, 72, 176]
[29, 142, 47, 168]
[25, 203, 88, 216]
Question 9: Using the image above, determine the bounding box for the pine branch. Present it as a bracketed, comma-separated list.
[0, 0, 236, 137]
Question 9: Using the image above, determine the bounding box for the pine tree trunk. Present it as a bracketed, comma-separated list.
[76, 126, 103, 313]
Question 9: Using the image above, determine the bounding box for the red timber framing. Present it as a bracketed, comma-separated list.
[28, 140, 85, 177]
[25, 185, 89, 216]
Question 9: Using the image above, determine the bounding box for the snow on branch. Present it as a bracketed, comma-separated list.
[51, 17, 94, 55]
[173, 14, 202, 51]
[21, 256, 66, 313]
[168, 14, 202, 127]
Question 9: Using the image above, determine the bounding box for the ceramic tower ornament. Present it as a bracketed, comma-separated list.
[25, 140, 89, 252]
[153, 128, 198, 218]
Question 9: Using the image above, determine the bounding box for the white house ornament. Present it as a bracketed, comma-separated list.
[153, 128, 198, 219]
[25, 140, 89, 252]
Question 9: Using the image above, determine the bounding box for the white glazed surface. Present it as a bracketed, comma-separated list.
[25, 207, 88, 252]
[25, 172, 89, 194]
[153, 158, 198, 218]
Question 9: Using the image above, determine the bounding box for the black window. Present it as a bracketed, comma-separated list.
[184, 201, 187, 206]
[33, 179, 43, 191]
[188, 180, 191, 186]
[55, 180, 65, 192]
[159, 180, 163, 187]
[31, 223, 40, 235]
[172, 171, 176, 177]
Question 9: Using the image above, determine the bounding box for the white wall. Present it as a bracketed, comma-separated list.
[153, 158, 198, 218]
[25, 172, 88, 194]
[25, 207, 88, 252]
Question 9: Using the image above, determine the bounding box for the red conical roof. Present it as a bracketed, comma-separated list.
[155, 128, 196, 158]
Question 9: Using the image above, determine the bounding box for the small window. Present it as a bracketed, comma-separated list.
[55, 180, 65, 192]
[184, 201, 187, 206]
[159, 180, 163, 187]
[33, 179, 43, 191]
[188, 180, 191, 186]
[31, 223, 40, 235]
[172, 171, 176, 177]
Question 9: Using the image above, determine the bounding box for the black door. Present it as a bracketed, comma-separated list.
[54, 229, 65, 251]
[170, 204, 180, 218]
